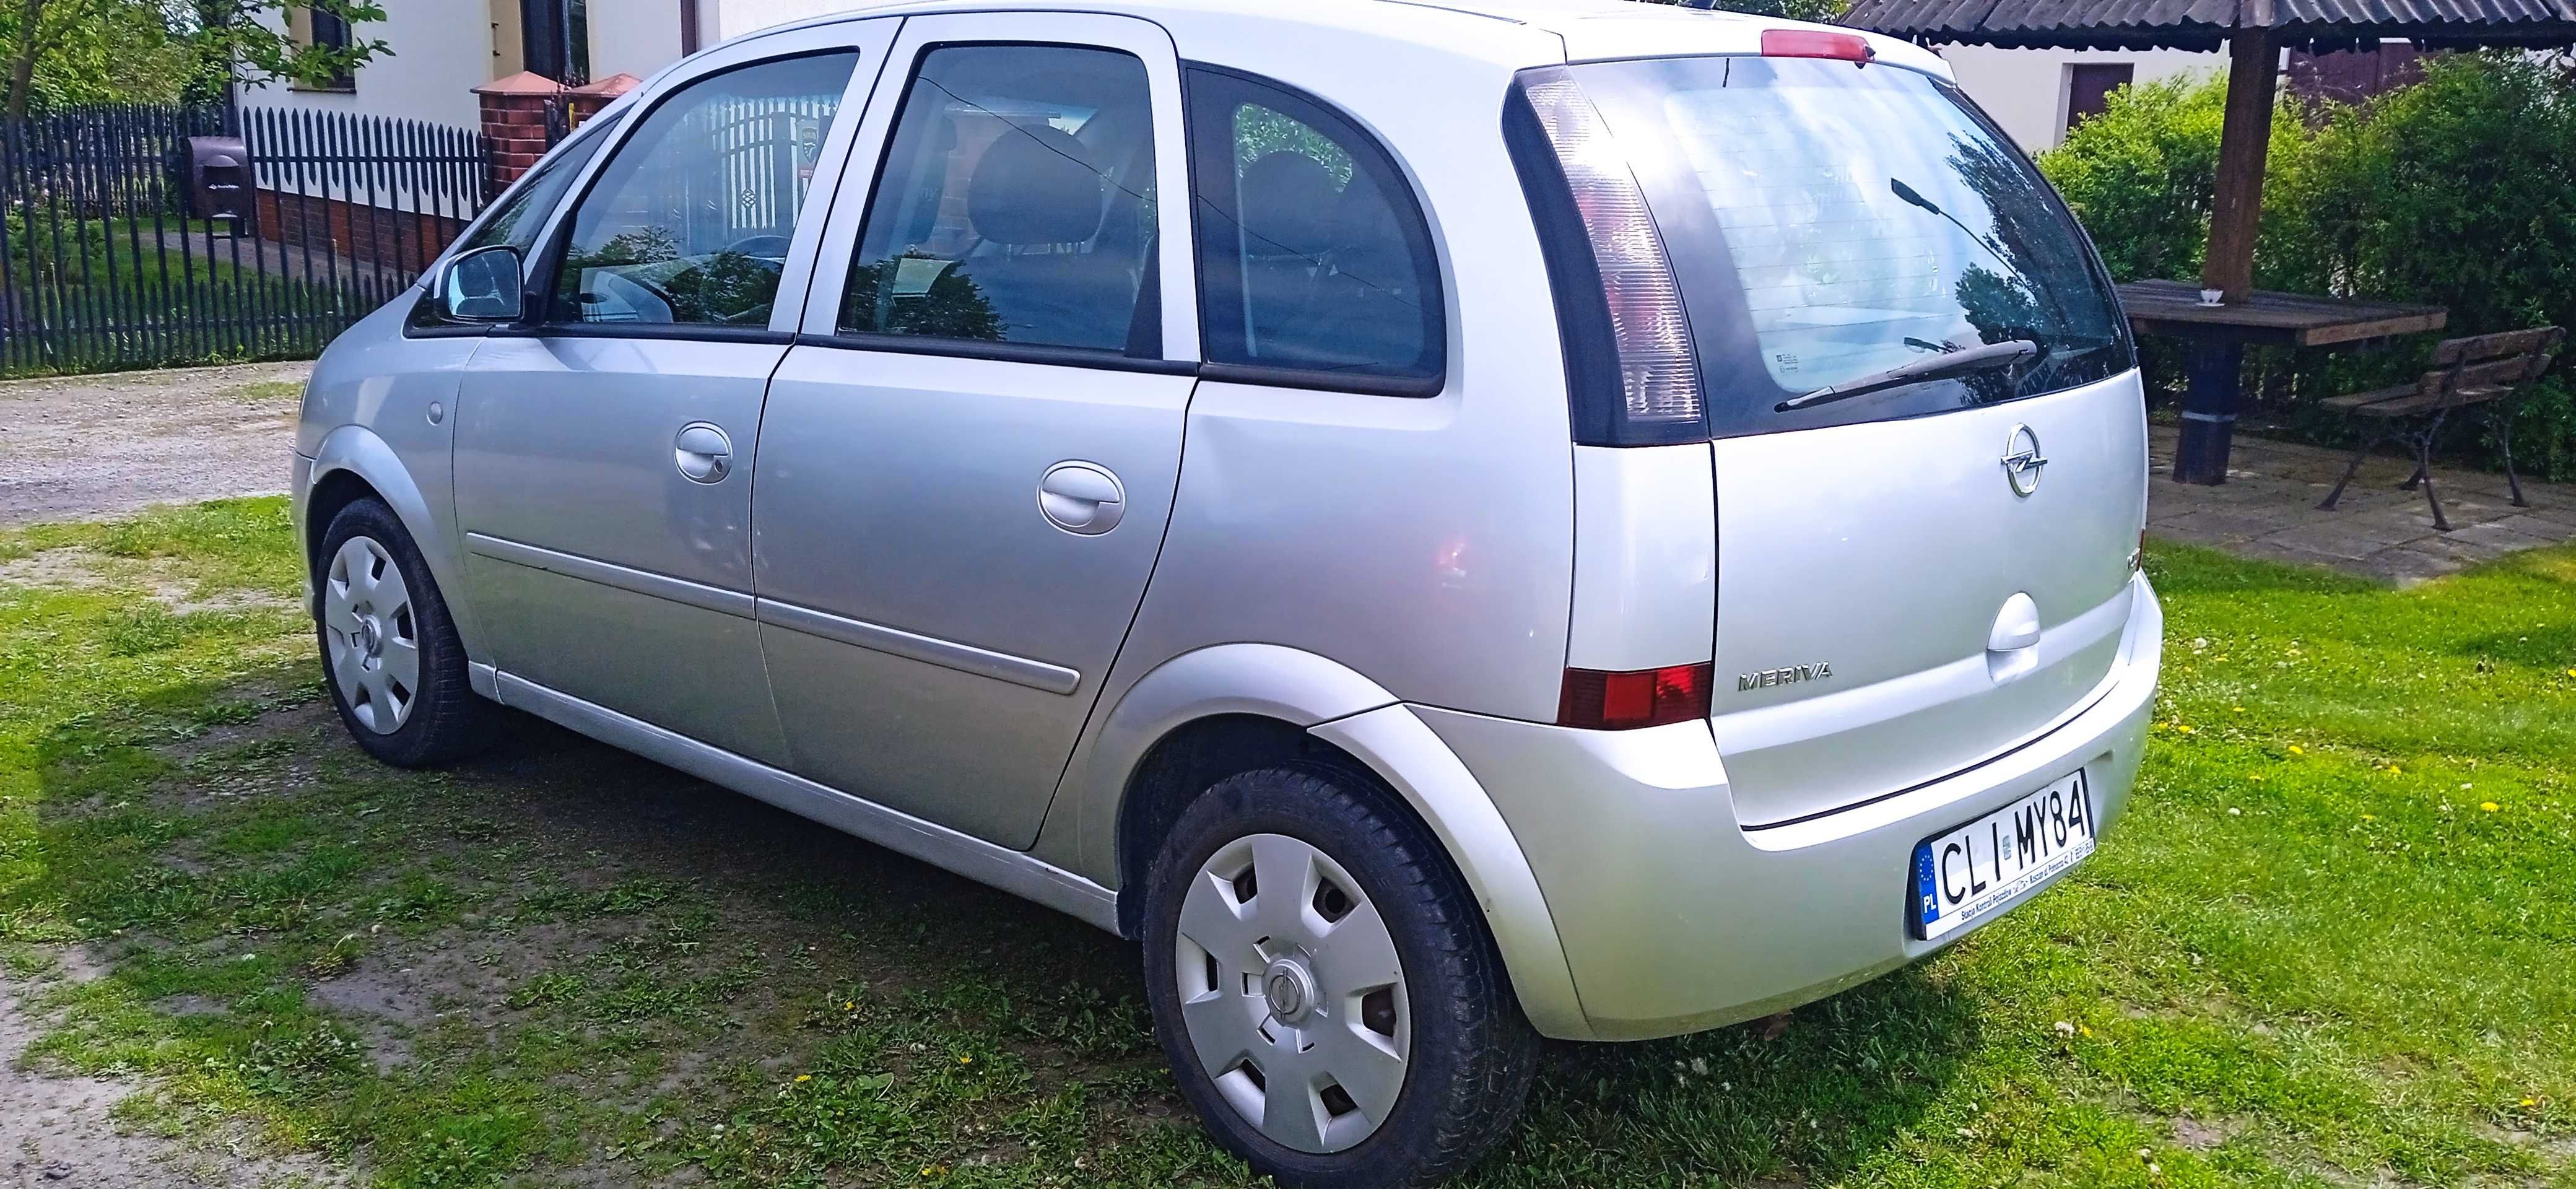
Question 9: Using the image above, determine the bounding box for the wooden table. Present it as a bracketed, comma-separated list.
[2118, 280, 2448, 484]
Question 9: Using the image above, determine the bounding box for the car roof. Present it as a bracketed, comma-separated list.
[730, 0, 1952, 79]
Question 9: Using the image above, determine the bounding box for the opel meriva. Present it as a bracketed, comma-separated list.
[293, 1, 2162, 1183]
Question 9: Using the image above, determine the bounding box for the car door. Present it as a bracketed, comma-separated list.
[754, 12, 1199, 847]
[452, 24, 893, 764]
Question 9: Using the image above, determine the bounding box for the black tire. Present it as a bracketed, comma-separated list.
[315, 498, 495, 768]
[1141, 765, 1539, 1189]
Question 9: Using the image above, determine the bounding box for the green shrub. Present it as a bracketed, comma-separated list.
[2041, 74, 2230, 283]
[2040, 53, 2576, 479]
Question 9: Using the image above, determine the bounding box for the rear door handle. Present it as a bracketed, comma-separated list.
[1038, 461, 1125, 535]
[674, 422, 733, 484]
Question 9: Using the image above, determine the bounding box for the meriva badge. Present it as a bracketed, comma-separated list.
[1739, 662, 1832, 692]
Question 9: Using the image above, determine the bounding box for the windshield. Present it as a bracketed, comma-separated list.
[1568, 55, 2131, 436]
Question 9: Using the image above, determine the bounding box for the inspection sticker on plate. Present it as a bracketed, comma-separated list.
[1910, 769, 2093, 941]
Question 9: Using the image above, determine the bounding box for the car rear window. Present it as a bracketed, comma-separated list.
[1567, 55, 2132, 437]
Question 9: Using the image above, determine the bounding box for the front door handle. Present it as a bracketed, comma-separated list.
[1038, 461, 1125, 535]
[674, 422, 733, 484]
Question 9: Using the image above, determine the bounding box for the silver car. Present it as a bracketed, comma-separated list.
[293, 1, 2162, 1184]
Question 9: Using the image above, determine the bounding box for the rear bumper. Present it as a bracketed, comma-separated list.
[1417, 571, 2161, 1041]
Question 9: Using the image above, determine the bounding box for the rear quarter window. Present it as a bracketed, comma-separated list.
[1184, 66, 1445, 395]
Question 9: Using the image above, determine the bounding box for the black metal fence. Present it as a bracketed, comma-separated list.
[0, 103, 490, 377]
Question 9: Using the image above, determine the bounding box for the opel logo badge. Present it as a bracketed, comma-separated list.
[2001, 424, 2047, 497]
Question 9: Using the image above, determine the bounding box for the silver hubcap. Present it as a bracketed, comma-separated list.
[1175, 834, 1409, 1154]
[321, 536, 419, 734]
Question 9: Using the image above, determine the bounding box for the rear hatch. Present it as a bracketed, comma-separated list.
[1534, 48, 2144, 827]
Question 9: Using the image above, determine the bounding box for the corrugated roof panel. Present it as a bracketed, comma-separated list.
[1840, 0, 2576, 46]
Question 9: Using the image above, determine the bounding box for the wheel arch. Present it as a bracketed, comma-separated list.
[305, 425, 481, 662]
[1068, 643, 1591, 1038]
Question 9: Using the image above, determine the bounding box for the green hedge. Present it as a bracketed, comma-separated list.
[2039, 54, 2576, 479]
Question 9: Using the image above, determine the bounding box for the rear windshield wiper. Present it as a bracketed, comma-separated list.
[1775, 339, 2042, 412]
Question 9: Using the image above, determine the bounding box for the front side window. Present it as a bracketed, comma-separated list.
[1567, 56, 2132, 436]
[546, 53, 858, 328]
[838, 45, 1159, 354]
[1186, 69, 1443, 390]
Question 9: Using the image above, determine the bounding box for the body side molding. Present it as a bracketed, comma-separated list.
[755, 597, 1082, 695]
[464, 533, 756, 619]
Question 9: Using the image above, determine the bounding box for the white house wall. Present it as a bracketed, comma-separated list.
[242, 1, 694, 133]
[591, 2, 689, 83]
[240, 0, 498, 128]
[1934, 44, 2225, 152]
[710, 0, 871, 39]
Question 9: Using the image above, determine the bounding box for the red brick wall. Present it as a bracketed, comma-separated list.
[253, 188, 470, 274]
[480, 97, 555, 195]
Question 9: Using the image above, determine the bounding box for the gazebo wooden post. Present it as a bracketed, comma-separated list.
[2174, 27, 2282, 484]
[2203, 27, 2279, 303]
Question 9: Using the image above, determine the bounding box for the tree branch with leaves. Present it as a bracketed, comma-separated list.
[179, 0, 391, 107]
[5, 0, 113, 121]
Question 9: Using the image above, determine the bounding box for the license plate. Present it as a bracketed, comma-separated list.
[1910, 770, 2094, 941]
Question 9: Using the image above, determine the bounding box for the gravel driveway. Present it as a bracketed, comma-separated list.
[0, 362, 312, 527]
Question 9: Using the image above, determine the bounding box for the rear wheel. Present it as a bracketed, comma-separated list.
[316, 499, 494, 767]
[1141, 765, 1538, 1188]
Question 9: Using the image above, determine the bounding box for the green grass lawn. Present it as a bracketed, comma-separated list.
[2, 499, 2571, 1188]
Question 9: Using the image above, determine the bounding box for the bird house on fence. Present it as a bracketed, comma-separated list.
[184, 136, 252, 229]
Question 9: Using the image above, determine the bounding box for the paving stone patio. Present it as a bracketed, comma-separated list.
[2146, 424, 2576, 584]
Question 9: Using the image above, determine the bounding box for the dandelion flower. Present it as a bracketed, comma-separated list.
[2289, 745, 2304, 754]
[2482, 802, 2501, 812]
[2522, 1097, 2538, 1107]
[795, 1074, 812, 1083]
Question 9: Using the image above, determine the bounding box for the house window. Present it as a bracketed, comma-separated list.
[287, 6, 358, 92]
[2065, 63, 2134, 131]
[521, 0, 593, 85]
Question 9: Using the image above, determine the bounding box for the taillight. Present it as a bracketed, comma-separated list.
[1760, 29, 1876, 63]
[1559, 663, 1714, 731]
[1503, 70, 1705, 446]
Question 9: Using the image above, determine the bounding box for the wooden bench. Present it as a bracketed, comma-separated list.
[2317, 326, 2564, 531]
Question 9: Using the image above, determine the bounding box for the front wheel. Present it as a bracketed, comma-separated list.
[316, 498, 495, 767]
[1141, 766, 1538, 1189]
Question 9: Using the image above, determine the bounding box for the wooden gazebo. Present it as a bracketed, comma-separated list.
[1840, 0, 2576, 303]
[1841, 0, 2576, 482]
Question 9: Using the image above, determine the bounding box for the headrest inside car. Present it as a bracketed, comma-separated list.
[1239, 151, 1342, 261]
[968, 123, 1108, 247]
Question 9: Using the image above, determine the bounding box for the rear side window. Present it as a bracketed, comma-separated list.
[1537, 56, 2131, 438]
[1185, 67, 1443, 394]
[839, 45, 1160, 354]
[544, 52, 858, 328]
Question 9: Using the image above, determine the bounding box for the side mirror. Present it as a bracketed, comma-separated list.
[440, 245, 526, 322]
